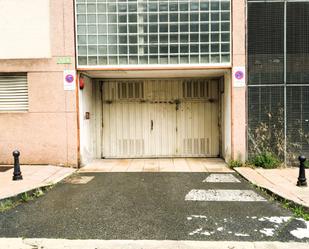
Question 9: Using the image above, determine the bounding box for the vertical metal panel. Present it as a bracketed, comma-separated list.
[247, 2, 285, 160]
[286, 2, 309, 85]
[248, 1, 309, 164]
[102, 78, 219, 158]
[247, 2, 284, 86]
[0, 74, 28, 112]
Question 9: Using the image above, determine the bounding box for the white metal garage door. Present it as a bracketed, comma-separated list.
[102, 79, 219, 158]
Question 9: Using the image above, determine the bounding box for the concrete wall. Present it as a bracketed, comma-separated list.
[0, 0, 78, 166]
[231, 0, 247, 161]
[0, 0, 51, 59]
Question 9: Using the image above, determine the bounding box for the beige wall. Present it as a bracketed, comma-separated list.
[0, 0, 78, 166]
[231, 0, 247, 161]
[79, 76, 95, 165]
[0, 0, 50, 59]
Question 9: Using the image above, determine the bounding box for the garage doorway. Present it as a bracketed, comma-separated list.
[102, 79, 219, 158]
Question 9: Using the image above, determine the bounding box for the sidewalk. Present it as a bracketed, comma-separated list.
[234, 167, 309, 208]
[0, 165, 76, 201]
[0, 239, 308, 249]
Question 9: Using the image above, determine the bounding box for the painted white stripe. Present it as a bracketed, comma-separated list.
[203, 174, 241, 183]
[185, 189, 266, 202]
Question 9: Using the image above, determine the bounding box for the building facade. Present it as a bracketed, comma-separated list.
[0, 0, 306, 167]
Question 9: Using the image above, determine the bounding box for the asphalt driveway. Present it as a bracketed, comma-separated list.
[0, 172, 308, 241]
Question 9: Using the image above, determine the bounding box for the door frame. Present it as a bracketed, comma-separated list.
[100, 78, 222, 159]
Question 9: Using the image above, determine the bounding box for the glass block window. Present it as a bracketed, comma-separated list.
[75, 0, 231, 66]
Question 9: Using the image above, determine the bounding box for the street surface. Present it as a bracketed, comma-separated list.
[0, 172, 308, 242]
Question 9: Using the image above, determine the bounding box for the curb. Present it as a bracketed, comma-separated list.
[234, 168, 309, 213]
[0, 170, 76, 207]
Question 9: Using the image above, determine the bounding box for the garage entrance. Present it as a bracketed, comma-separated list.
[102, 79, 219, 158]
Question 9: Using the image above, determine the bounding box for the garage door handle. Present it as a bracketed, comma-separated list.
[151, 120, 153, 131]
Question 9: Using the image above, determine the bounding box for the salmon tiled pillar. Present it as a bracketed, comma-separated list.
[232, 0, 247, 161]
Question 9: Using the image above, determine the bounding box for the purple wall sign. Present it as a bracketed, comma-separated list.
[235, 71, 244, 80]
[65, 74, 74, 83]
[64, 70, 76, 90]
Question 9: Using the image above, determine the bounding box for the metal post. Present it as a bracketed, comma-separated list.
[297, 155, 307, 187]
[12, 150, 23, 181]
[283, 1, 287, 166]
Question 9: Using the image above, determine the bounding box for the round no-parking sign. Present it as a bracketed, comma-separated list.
[64, 70, 76, 91]
[233, 67, 245, 87]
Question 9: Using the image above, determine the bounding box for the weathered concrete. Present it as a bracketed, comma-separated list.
[0, 239, 308, 249]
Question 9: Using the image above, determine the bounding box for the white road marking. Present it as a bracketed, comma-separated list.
[200, 231, 211, 236]
[186, 216, 308, 239]
[185, 189, 266, 202]
[235, 233, 250, 237]
[260, 228, 275, 237]
[189, 228, 203, 236]
[290, 220, 309, 239]
[203, 174, 241, 183]
[217, 227, 224, 231]
[187, 215, 207, 220]
[258, 216, 291, 224]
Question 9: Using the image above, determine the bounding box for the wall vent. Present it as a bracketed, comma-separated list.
[117, 81, 144, 100]
[0, 74, 28, 112]
[182, 80, 208, 99]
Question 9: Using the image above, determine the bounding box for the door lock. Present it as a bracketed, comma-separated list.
[175, 99, 180, 111]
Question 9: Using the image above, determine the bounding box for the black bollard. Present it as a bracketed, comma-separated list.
[12, 150, 23, 181]
[297, 155, 307, 187]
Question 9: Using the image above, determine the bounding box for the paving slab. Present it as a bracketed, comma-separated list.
[79, 158, 231, 173]
[234, 167, 309, 208]
[0, 239, 308, 249]
[0, 165, 76, 200]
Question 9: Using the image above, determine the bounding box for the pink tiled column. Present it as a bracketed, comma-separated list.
[232, 0, 247, 161]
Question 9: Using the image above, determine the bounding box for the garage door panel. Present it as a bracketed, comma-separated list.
[151, 103, 176, 156]
[177, 102, 213, 157]
[103, 102, 147, 158]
